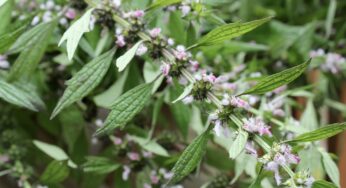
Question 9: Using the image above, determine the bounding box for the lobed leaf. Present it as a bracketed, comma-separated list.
[229, 130, 248, 159]
[59, 8, 94, 60]
[0, 80, 43, 111]
[7, 19, 57, 81]
[40, 160, 70, 184]
[51, 49, 115, 119]
[168, 127, 211, 184]
[82, 156, 119, 174]
[240, 59, 311, 95]
[95, 83, 154, 136]
[190, 17, 272, 49]
[116, 40, 145, 72]
[320, 151, 340, 187]
[286, 122, 346, 144]
[146, 0, 182, 11]
[33, 140, 77, 168]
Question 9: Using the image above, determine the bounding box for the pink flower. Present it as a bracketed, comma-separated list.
[136, 44, 148, 56]
[149, 28, 161, 38]
[213, 120, 230, 137]
[202, 73, 216, 83]
[189, 60, 199, 72]
[131, 10, 145, 18]
[0, 55, 9, 69]
[230, 96, 250, 110]
[180, 5, 191, 17]
[174, 45, 189, 60]
[112, 137, 122, 145]
[178, 77, 188, 85]
[245, 142, 258, 157]
[0, 155, 10, 163]
[182, 95, 194, 104]
[243, 117, 272, 136]
[143, 183, 152, 188]
[65, 8, 76, 19]
[112, 0, 121, 7]
[127, 152, 140, 161]
[309, 48, 325, 58]
[150, 172, 160, 184]
[160, 64, 171, 76]
[167, 38, 175, 46]
[116, 35, 126, 47]
[264, 161, 281, 185]
[142, 151, 153, 158]
[122, 166, 131, 180]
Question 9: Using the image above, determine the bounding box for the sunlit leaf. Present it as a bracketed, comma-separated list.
[82, 156, 119, 174]
[229, 130, 248, 159]
[129, 135, 169, 157]
[146, 0, 182, 11]
[320, 151, 340, 187]
[116, 40, 145, 72]
[59, 8, 95, 60]
[312, 180, 338, 188]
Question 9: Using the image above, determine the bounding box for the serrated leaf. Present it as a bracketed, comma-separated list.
[0, 25, 27, 53]
[7, 20, 57, 81]
[59, 8, 94, 60]
[286, 122, 346, 144]
[229, 130, 248, 159]
[312, 180, 338, 188]
[40, 160, 70, 184]
[95, 83, 154, 136]
[33, 140, 77, 168]
[128, 135, 169, 157]
[146, 0, 182, 11]
[51, 49, 115, 119]
[168, 127, 211, 184]
[0, 80, 41, 111]
[172, 84, 193, 103]
[241, 59, 310, 95]
[82, 156, 119, 174]
[116, 40, 145, 72]
[190, 17, 272, 49]
[320, 151, 340, 187]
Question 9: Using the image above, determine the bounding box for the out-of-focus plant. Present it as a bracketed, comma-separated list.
[0, 0, 345, 188]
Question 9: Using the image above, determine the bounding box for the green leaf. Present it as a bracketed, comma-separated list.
[0, 0, 12, 35]
[168, 127, 211, 184]
[95, 83, 154, 136]
[286, 122, 346, 144]
[0, 25, 27, 53]
[82, 156, 119, 174]
[116, 40, 145, 72]
[33, 140, 77, 168]
[7, 20, 57, 81]
[59, 8, 94, 60]
[240, 59, 310, 95]
[0, 80, 42, 111]
[190, 17, 272, 49]
[51, 49, 115, 119]
[320, 151, 340, 187]
[300, 99, 318, 131]
[312, 180, 338, 188]
[128, 135, 169, 157]
[229, 130, 248, 159]
[325, 0, 336, 38]
[40, 160, 70, 184]
[146, 0, 182, 11]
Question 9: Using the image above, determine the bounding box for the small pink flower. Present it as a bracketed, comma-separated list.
[128, 152, 140, 161]
[150, 173, 159, 184]
[264, 161, 281, 185]
[230, 96, 250, 110]
[136, 44, 148, 56]
[167, 38, 175, 46]
[243, 117, 272, 136]
[189, 60, 199, 72]
[132, 10, 145, 18]
[143, 183, 152, 188]
[116, 35, 126, 47]
[0, 155, 10, 163]
[174, 45, 189, 60]
[112, 137, 122, 145]
[309, 48, 325, 58]
[142, 151, 153, 158]
[213, 120, 230, 137]
[149, 28, 161, 38]
[160, 64, 171, 76]
[0, 55, 9, 69]
[180, 5, 191, 17]
[65, 8, 76, 19]
[182, 95, 194, 104]
[245, 142, 258, 157]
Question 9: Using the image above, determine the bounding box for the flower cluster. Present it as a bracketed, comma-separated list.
[283, 170, 315, 188]
[310, 49, 345, 74]
[30, 0, 76, 26]
[142, 168, 182, 188]
[182, 72, 216, 104]
[243, 117, 272, 136]
[259, 144, 301, 185]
